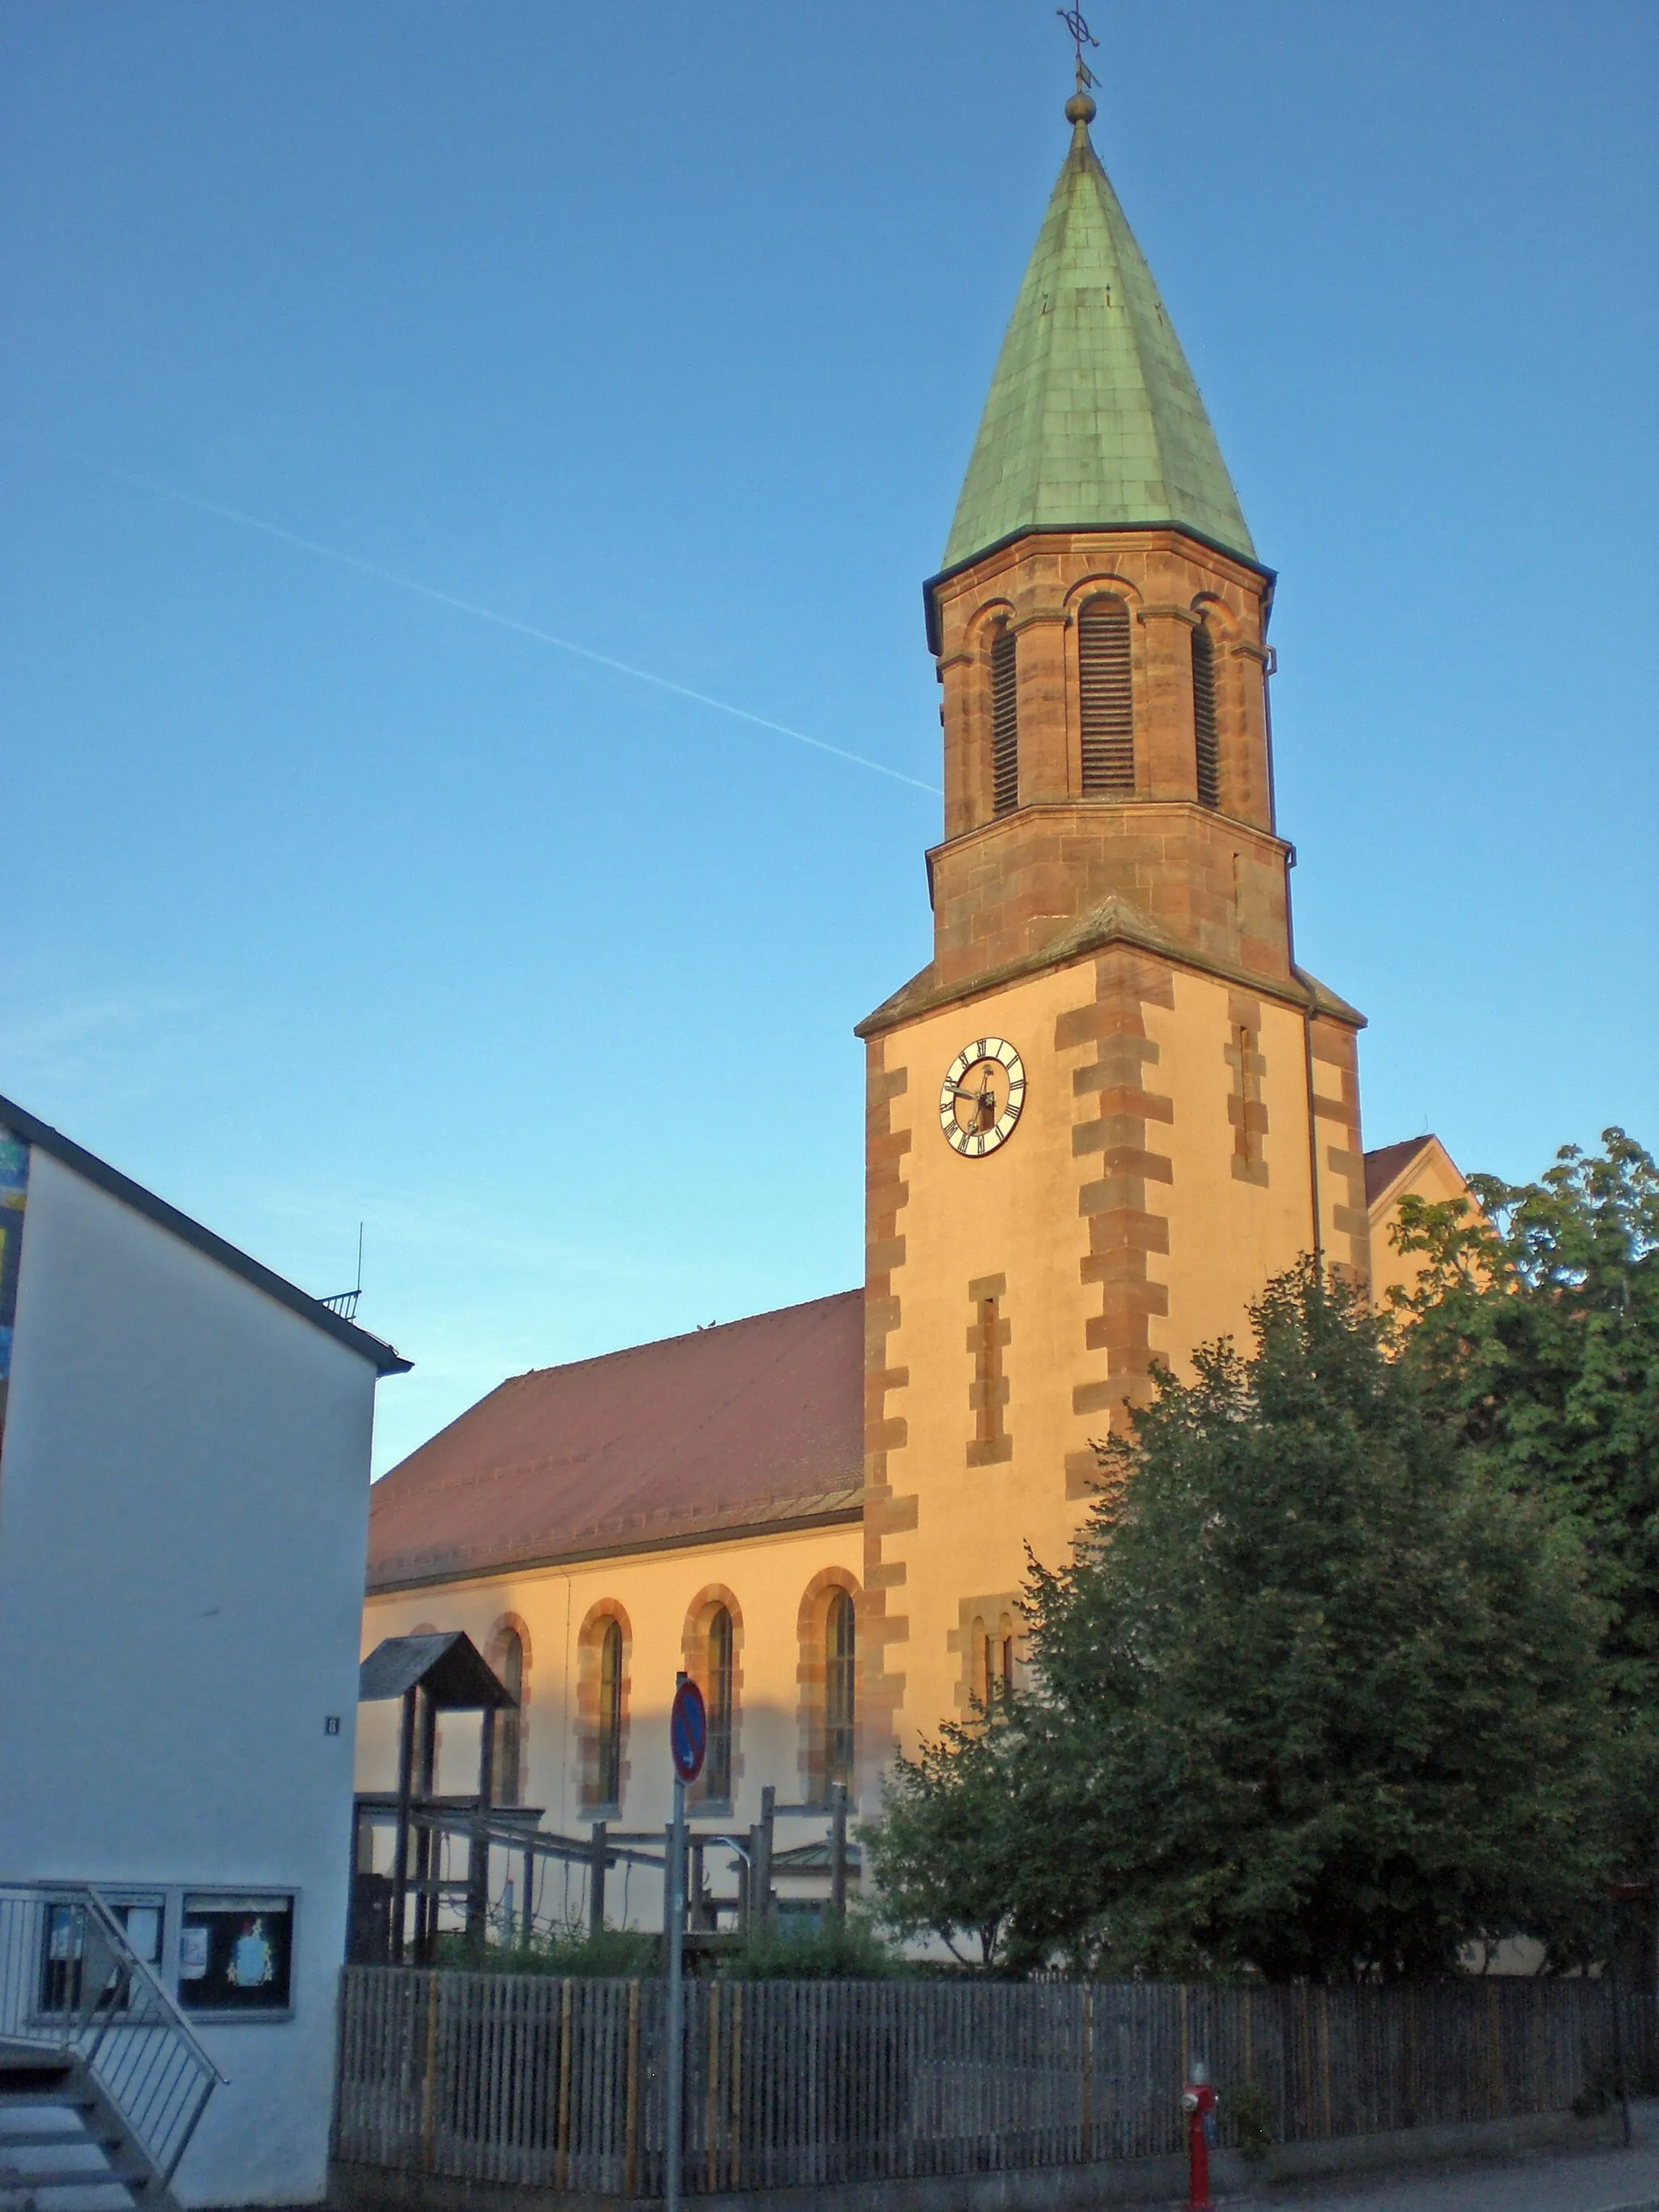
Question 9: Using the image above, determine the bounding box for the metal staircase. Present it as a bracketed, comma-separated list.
[0, 1887, 222, 2212]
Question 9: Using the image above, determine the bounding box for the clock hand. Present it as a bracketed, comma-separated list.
[950, 1072, 1001, 1104]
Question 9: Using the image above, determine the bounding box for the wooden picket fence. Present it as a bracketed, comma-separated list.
[334, 1967, 1657, 2198]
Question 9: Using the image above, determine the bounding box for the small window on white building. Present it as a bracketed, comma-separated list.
[178, 1894, 295, 2013]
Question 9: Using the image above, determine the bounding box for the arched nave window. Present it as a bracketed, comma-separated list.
[825, 1588, 856, 1788]
[488, 1624, 526, 1805]
[706, 1605, 734, 1804]
[598, 1621, 624, 1805]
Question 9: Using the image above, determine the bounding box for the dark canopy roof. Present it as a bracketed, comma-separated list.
[359, 1630, 515, 1710]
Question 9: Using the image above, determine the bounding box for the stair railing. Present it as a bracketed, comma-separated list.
[0, 1882, 224, 2188]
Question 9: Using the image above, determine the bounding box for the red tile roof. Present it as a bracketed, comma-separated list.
[367, 1290, 864, 1592]
[1363, 1136, 1437, 1208]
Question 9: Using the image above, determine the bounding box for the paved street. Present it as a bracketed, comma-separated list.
[1200, 2100, 1659, 2212]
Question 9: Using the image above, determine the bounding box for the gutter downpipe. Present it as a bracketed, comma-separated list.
[1272, 657, 1323, 1272]
[1302, 995, 1324, 1272]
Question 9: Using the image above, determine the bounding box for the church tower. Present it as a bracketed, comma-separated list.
[857, 86, 1371, 1763]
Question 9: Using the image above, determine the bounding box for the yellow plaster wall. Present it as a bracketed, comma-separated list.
[357, 1519, 863, 1896]
[1145, 981, 1328, 1358]
[865, 948, 1363, 1762]
[869, 958, 1101, 1689]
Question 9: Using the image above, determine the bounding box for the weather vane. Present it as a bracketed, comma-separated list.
[1056, 7, 1099, 93]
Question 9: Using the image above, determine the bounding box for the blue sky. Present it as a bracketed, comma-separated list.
[2, 2, 1653, 1473]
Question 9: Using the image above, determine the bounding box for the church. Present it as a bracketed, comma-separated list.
[356, 82, 1466, 1921]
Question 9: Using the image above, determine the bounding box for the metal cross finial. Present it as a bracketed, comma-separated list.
[1056, 6, 1099, 93]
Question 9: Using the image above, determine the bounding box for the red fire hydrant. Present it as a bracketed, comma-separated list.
[1181, 2061, 1218, 2211]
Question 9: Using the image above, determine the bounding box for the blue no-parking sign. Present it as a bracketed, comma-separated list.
[670, 1677, 706, 1784]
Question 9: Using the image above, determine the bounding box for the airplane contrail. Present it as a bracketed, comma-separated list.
[6, 433, 942, 797]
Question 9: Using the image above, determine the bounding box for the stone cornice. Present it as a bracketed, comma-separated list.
[923, 523, 1277, 654]
[856, 893, 1364, 1040]
[922, 800, 1292, 898]
[368, 1486, 866, 1596]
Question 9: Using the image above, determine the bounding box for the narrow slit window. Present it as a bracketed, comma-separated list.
[975, 1295, 998, 1443]
[1077, 597, 1134, 791]
[1192, 623, 1221, 808]
[990, 624, 1019, 815]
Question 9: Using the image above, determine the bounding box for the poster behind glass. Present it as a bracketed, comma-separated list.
[39, 1898, 163, 2014]
[178, 1894, 294, 2012]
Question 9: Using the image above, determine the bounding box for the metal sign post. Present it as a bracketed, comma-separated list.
[664, 1673, 706, 2212]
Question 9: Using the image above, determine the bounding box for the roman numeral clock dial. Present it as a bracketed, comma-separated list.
[939, 1038, 1026, 1157]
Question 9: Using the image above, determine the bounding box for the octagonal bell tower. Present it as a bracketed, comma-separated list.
[857, 86, 1372, 1769]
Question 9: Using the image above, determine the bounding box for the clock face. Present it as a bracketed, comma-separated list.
[940, 1038, 1026, 1157]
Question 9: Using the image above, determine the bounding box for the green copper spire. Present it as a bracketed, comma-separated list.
[943, 92, 1254, 569]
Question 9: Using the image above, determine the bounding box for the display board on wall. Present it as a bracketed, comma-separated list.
[179, 1894, 295, 2013]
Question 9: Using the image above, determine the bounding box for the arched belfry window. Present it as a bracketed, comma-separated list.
[1191, 621, 1221, 809]
[990, 622, 1019, 816]
[825, 1589, 855, 1787]
[597, 1620, 624, 1806]
[1077, 596, 1134, 792]
[706, 1605, 734, 1802]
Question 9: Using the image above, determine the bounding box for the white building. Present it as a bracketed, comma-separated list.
[0, 1093, 407, 2208]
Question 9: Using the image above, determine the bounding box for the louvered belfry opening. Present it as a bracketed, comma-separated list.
[1191, 620, 1222, 808]
[1077, 595, 1134, 793]
[990, 623, 1019, 815]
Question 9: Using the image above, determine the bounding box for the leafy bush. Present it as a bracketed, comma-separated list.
[1229, 2078, 1277, 2157]
[435, 1920, 659, 1977]
[716, 1912, 906, 1980]
[1572, 2066, 1618, 2119]
[435, 1909, 907, 1982]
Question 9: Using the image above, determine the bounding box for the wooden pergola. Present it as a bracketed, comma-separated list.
[357, 1630, 517, 1962]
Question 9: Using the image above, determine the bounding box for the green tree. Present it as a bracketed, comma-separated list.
[869, 1264, 1610, 1980]
[1390, 1128, 1659, 1888]
[861, 1697, 1026, 1964]
[1390, 1131, 1659, 1702]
